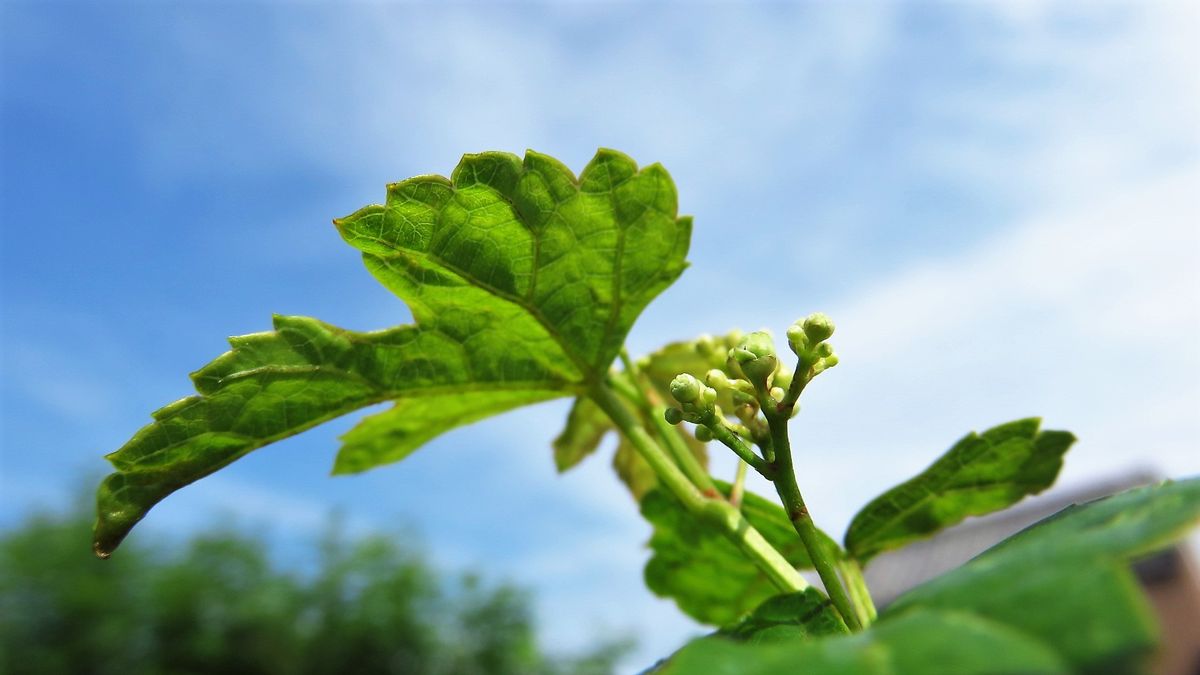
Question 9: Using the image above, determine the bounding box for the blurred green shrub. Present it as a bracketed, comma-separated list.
[0, 508, 629, 675]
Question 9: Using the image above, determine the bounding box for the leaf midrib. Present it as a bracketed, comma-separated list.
[849, 438, 1051, 552]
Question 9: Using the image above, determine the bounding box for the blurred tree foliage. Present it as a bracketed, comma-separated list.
[0, 508, 630, 675]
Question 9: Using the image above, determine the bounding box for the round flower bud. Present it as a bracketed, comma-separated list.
[786, 322, 808, 354]
[802, 313, 835, 343]
[705, 369, 731, 389]
[732, 331, 778, 386]
[664, 407, 684, 425]
[734, 331, 777, 362]
[701, 386, 718, 407]
[770, 386, 785, 402]
[694, 425, 714, 442]
[669, 374, 703, 404]
[773, 369, 793, 391]
[694, 334, 715, 357]
[815, 342, 834, 358]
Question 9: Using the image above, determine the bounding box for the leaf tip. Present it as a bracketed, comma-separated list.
[92, 540, 112, 560]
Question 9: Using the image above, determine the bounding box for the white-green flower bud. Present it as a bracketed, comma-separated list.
[773, 369, 793, 391]
[694, 425, 714, 442]
[770, 386, 785, 402]
[694, 334, 715, 357]
[669, 373, 703, 404]
[705, 368, 731, 389]
[815, 342, 834, 358]
[734, 403, 757, 424]
[802, 312, 835, 344]
[786, 322, 809, 355]
[734, 331, 776, 362]
[732, 331, 778, 386]
[664, 407, 684, 425]
[701, 386, 718, 407]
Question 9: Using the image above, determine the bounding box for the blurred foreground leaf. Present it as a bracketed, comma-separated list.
[715, 589, 848, 644]
[663, 609, 1066, 674]
[660, 479, 1199, 674]
[885, 478, 1200, 672]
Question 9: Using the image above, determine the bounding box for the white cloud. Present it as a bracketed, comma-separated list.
[798, 164, 1200, 536]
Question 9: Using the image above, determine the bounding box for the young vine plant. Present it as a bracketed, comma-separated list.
[94, 149, 1199, 674]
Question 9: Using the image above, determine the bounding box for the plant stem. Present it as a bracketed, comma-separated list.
[618, 349, 717, 495]
[589, 382, 809, 593]
[706, 416, 771, 477]
[729, 460, 748, 509]
[763, 408, 862, 631]
[838, 558, 877, 626]
[779, 358, 813, 411]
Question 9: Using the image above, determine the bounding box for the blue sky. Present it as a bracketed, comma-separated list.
[2, 1, 1198, 669]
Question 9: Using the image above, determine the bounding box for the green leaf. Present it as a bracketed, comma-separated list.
[716, 589, 848, 644]
[884, 478, 1200, 673]
[552, 397, 609, 472]
[661, 609, 1067, 675]
[641, 483, 840, 626]
[613, 438, 660, 502]
[96, 149, 693, 556]
[844, 418, 1075, 563]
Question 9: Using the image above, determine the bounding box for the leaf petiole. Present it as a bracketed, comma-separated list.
[617, 350, 717, 495]
[589, 382, 810, 594]
[838, 558, 878, 626]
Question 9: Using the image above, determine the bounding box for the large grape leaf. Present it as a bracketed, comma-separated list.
[641, 483, 841, 626]
[844, 418, 1075, 563]
[884, 478, 1200, 673]
[95, 149, 692, 557]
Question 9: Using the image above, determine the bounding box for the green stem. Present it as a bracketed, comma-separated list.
[705, 414, 771, 477]
[839, 558, 877, 626]
[779, 357, 813, 411]
[764, 408, 862, 631]
[589, 382, 808, 594]
[618, 350, 717, 495]
[729, 460, 748, 509]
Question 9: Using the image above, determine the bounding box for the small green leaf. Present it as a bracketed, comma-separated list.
[662, 609, 1067, 675]
[613, 438, 660, 502]
[641, 483, 840, 626]
[552, 397, 610, 472]
[97, 149, 693, 556]
[716, 589, 848, 644]
[844, 418, 1075, 563]
[884, 478, 1200, 672]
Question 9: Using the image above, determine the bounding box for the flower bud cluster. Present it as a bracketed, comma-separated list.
[786, 312, 839, 374]
[664, 373, 718, 425]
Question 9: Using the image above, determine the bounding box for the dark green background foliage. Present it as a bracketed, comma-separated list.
[0, 508, 628, 675]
